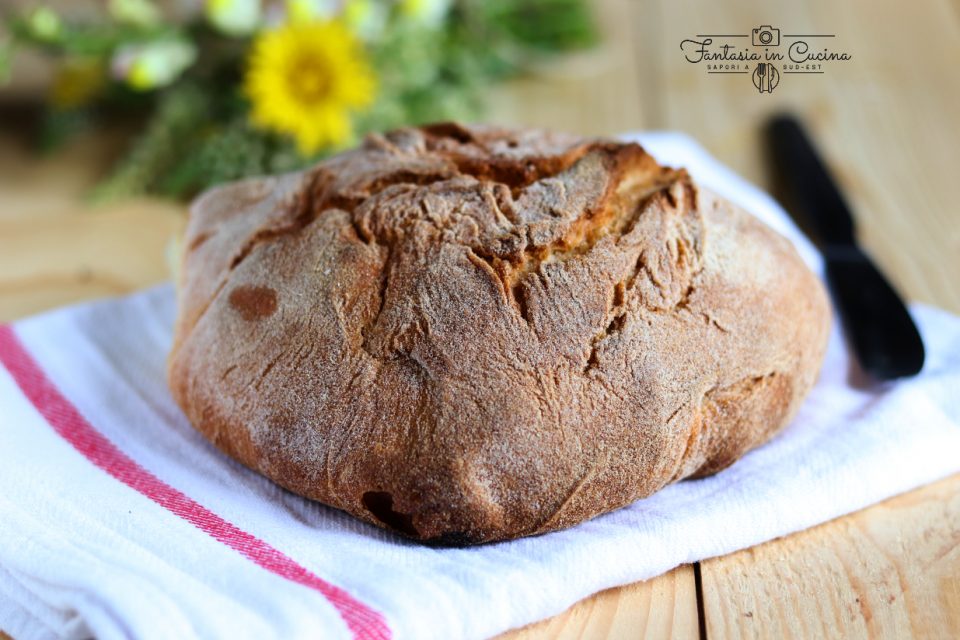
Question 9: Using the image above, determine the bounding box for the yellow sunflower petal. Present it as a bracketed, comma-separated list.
[244, 20, 376, 154]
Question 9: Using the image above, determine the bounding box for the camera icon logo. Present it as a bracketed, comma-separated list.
[752, 25, 780, 46]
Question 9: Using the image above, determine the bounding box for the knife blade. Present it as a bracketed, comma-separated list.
[765, 114, 924, 380]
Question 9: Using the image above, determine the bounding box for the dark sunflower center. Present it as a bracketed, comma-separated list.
[288, 53, 333, 104]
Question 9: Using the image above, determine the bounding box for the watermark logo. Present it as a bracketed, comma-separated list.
[752, 63, 779, 93]
[752, 25, 780, 47]
[680, 26, 851, 94]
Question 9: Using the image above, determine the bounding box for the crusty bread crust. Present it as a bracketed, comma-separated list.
[168, 123, 831, 544]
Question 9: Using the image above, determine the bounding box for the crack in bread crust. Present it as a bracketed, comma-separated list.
[168, 123, 832, 545]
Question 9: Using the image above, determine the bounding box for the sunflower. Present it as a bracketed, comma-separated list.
[244, 21, 375, 155]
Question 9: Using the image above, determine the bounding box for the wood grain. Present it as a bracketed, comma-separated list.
[1, 0, 959, 638]
[0, 131, 184, 321]
[701, 473, 960, 639]
[499, 566, 699, 640]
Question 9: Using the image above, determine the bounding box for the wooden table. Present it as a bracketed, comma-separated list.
[1, 0, 958, 637]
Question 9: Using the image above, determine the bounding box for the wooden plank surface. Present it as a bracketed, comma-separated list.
[0, 130, 184, 321]
[2, 0, 959, 638]
[501, 565, 699, 640]
[701, 474, 960, 639]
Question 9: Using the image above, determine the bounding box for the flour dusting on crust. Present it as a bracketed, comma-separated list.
[168, 123, 831, 544]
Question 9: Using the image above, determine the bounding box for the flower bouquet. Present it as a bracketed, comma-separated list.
[0, 0, 595, 200]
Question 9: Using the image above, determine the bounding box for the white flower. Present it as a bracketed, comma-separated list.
[399, 0, 451, 28]
[26, 7, 62, 42]
[108, 0, 162, 28]
[285, 0, 336, 24]
[112, 40, 197, 91]
[205, 0, 261, 37]
[342, 0, 387, 41]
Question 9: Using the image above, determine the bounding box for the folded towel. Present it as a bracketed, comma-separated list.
[1, 132, 958, 640]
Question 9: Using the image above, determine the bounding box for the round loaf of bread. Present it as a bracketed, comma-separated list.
[168, 123, 831, 544]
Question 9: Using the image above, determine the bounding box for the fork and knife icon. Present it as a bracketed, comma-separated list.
[753, 62, 780, 93]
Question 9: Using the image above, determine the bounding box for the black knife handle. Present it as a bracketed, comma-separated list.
[766, 113, 925, 381]
[823, 244, 925, 380]
[767, 116, 855, 246]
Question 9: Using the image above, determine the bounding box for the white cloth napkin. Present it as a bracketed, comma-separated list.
[2, 132, 959, 640]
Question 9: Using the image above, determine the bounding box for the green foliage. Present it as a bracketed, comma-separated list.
[8, 11, 180, 56]
[477, 0, 598, 52]
[90, 84, 209, 201]
[0, 41, 14, 84]
[3, 0, 597, 201]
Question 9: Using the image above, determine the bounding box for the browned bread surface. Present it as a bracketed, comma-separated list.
[168, 123, 831, 544]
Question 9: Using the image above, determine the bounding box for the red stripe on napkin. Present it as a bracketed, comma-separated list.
[0, 325, 390, 640]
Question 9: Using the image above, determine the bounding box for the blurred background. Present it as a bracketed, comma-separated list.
[0, 0, 958, 321]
